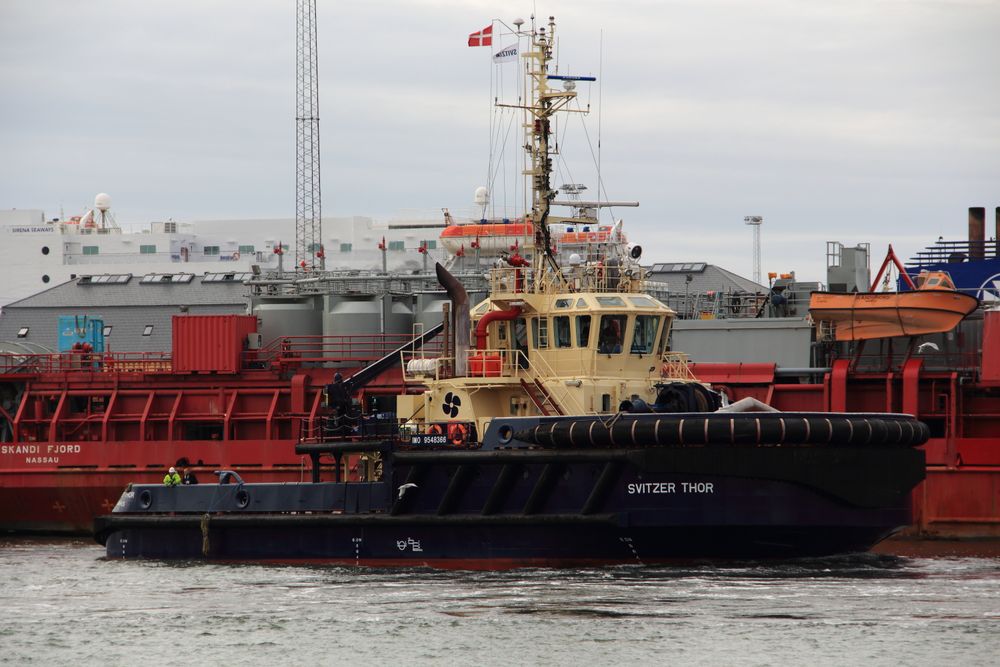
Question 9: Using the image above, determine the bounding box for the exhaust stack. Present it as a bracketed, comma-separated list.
[436, 262, 469, 377]
[969, 206, 986, 261]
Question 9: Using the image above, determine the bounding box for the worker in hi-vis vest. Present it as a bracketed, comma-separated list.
[163, 466, 181, 486]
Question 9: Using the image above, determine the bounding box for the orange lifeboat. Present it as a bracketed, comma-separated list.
[439, 220, 533, 255]
[809, 271, 979, 341]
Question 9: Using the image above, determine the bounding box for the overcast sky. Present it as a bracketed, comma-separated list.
[2, 0, 998, 282]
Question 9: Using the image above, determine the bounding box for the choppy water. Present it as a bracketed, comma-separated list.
[1, 538, 998, 666]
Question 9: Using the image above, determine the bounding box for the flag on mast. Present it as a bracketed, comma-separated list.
[493, 43, 518, 63]
[468, 24, 492, 47]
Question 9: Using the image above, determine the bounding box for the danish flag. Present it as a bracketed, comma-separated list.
[468, 24, 492, 47]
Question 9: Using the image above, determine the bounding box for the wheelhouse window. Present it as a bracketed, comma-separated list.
[631, 315, 661, 355]
[576, 315, 591, 348]
[553, 316, 571, 348]
[598, 315, 627, 354]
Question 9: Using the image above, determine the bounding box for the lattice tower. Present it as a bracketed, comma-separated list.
[295, 0, 323, 271]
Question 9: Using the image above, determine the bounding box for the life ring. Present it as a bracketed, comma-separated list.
[427, 424, 444, 435]
[448, 422, 469, 445]
[232, 251, 240, 261]
[588, 232, 598, 242]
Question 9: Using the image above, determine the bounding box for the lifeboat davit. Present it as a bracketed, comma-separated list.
[809, 271, 979, 341]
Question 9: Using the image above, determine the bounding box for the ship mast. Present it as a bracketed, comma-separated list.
[509, 16, 592, 289]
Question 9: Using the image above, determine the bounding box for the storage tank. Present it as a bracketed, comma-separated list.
[415, 291, 449, 331]
[251, 296, 322, 345]
[384, 295, 415, 335]
[323, 294, 415, 336]
[415, 290, 487, 332]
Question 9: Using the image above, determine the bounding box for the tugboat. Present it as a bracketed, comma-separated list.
[94, 17, 927, 565]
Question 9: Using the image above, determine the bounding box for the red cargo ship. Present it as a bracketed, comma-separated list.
[0, 314, 431, 533]
[691, 307, 1000, 539]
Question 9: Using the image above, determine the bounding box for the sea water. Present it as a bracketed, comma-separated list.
[1, 538, 997, 666]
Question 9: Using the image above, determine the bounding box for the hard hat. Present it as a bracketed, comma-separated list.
[169, 467, 176, 474]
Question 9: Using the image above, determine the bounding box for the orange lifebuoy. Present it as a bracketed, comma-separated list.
[447, 422, 468, 445]
[427, 424, 444, 435]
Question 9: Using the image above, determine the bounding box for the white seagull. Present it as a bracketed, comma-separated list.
[397, 483, 418, 500]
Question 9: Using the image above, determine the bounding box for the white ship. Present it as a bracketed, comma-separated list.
[0, 193, 286, 309]
[0, 194, 456, 310]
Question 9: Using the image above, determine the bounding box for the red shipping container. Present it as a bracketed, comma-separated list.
[172, 315, 258, 373]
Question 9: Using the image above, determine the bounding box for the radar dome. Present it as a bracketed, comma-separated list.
[473, 186, 490, 207]
[94, 193, 112, 212]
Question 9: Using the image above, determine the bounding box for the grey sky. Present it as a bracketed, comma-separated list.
[1, 0, 998, 282]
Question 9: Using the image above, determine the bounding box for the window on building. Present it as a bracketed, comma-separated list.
[423, 240, 437, 250]
[103, 326, 112, 337]
[82, 246, 99, 256]
[203, 246, 220, 256]
[340, 243, 353, 253]
[239, 245, 255, 255]
[308, 243, 322, 252]
[17, 327, 29, 338]
[142, 325, 154, 336]
[388, 241, 405, 251]
[140, 244, 156, 254]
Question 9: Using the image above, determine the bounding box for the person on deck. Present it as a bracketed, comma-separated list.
[163, 466, 181, 486]
[181, 467, 198, 485]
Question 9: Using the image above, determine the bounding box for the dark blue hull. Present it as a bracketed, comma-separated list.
[97, 443, 923, 565]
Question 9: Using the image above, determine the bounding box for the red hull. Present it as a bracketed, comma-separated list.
[692, 351, 1000, 539]
[0, 330, 422, 534]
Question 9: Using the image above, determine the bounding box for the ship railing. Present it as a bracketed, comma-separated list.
[487, 266, 668, 296]
[660, 352, 697, 380]
[246, 270, 491, 297]
[399, 347, 588, 413]
[400, 351, 454, 382]
[299, 413, 401, 443]
[905, 239, 999, 266]
[249, 334, 443, 370]
[509, 349, 588, 414]
[0, 352, 173, 375]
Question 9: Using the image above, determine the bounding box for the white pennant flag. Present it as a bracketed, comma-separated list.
[493, 43, 518, 63]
